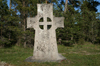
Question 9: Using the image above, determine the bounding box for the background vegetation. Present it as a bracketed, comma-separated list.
[0, 0, 100, 47]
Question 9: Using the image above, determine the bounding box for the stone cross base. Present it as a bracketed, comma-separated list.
[25, 54, 66, 62]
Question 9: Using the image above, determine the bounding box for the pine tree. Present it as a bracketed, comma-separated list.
[55, 0, 100, 45]
[54, 0, 80, 45]
[0, 0, 20, 47]
[80, 1, 100, 43]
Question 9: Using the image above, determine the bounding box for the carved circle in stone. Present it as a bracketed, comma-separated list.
[39, 17, 52, 30]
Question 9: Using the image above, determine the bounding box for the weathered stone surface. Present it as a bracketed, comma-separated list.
[26, 4, 66, 62]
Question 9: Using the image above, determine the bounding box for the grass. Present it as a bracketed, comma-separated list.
[0, 42, 100, 66]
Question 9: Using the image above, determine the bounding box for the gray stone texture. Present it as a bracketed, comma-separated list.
[26, 4, 66, 62]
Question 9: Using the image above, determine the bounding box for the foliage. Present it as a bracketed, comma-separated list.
[56, 0, 100, 45]
[0, 0, 100, 47]
[0, 0, 20, 47]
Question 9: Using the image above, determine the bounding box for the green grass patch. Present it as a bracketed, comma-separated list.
[0, 43, 100, 66]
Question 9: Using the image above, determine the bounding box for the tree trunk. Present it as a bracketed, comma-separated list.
[64, 0, 68, 13]
[1, 18, 3, 37]
[71, 36, 73, 40]
[10, 0, 11, 10]
[45, 0, 47, 3]
[16, 39, 20, 46]
[23, 1, 26, 48]
[23, 18, 26, 48]
[1, 23, 2, 36]
[91, 21, 94, 43]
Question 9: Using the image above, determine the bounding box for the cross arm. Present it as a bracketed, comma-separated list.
[39, 22, 52, 25]
[27, 17, 37, 29]
[54, 17, 64, 29]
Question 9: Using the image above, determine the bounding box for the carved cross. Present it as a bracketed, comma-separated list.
[26, 4, 65, 62]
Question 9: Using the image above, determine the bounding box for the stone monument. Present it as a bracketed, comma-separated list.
[26, 4, 66, 62]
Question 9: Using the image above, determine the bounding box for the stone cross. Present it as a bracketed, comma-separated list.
[26, 4, 66, 62]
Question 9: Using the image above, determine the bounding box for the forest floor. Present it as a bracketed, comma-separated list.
[0, 42, 100, 66]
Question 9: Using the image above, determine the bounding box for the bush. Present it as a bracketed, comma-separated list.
[78, 38, 85, 45]
[62, 40, 74, 46]
[0, 37, 11, 48]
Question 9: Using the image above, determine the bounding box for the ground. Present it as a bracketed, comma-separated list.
[0, 42, 100, 66]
